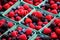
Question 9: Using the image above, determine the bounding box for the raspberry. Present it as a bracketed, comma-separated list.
[25, 18, 32, 24]
[35, 36, 41, 40]
[37, 21, 43, 26]
[11, 31, 18, 37]
[0, 5, 2, 10]
[55, 28, 60, 35]
[43, 28, 51, 34]
[29, 23, 35, 29]
[3, 3, 10, 9]
[23, 4, 29, 10]
[8, 1, 14, 6]
[51, 4, 58, 9]
[8, 11, 15, 17]
[17, 27, 22, 31]
[28, 1, 33, 4]
[19, 34, 27, 40]
[25, 28, 32, 35]
[7, 22, 13, 28]
[51, 9, 58, 14]
[51, 32, 58, 39]
[16, 16, 21, 21]
[50, 1, 55, 5]
[35, 26, 42, 30]
[46, 15, 53, 21]
[32, 11, 42, 18]
[18, 6, 24, 10]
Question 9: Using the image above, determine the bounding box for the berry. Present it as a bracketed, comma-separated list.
[0, 5, 2, 10]
[11, 31, 18, 37]
[51, 32, 58, 39]
[19, 34, 27, 40]
[35, 26, 42, 30]
[37, 21, 43, 26]
[15, 16, 21, 21]
[25, 28, 32, 35]
[25, 18, 32, 24]
[43, 28, 51, 34]
[17, 27, 22, 31]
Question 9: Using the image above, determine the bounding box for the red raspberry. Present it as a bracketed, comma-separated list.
[29, 23, 35, 29]
[11, 17, 15, 20]
[18, 9, 24, 16]
[46, 15, 53, 21]
[47, 8, 51, 12]
[50, 0, 55, 5]
[1, 19, 6, 23]
[8, 11, 15, 17]
[35, 36, 41, 40]
[54, 18, 60, 25]
[28, 1, 33, 4]
[34, 2, 40, 6]
[51, 4, 58, 9]
[2, 38, 6, 40]
[32, 11, 42, 18]
[25, 18, 32, 24]
[18, 6, 24, 10]
[33, 0, 39, 2]
[0, 5, 2, 10]
[25, 28, 32, 35]
[8, 22, 13, 28]
[28, 8, 32, 12]
[3, 3, 10, 9]
[55, 28, 60, 35]
[24, 10, 28, 16]
[43, 28, 51, 34]
[51, 9, 57, 14]
[35, 26, 42, 30]
[37, 21, 43, 26]
[43, 22, 48, 24]
[58, 23, 60, 27]
[0, 21, 4, 27]
[51, 32, 58, 39]
[8, 1, 14, 6]
[23, 4, 29, 10]
[19, 34, 27, 40]
[39, 0, 43, 3]
[16, 16, 21, 21]
[11, 31, 18, 37]
[17, 27, 22, 31]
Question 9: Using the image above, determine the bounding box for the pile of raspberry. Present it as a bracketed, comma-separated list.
[0, 0, 17, 11]
[42, 18, 60, 40]
[0, 18, 14, 35]
[5, 4, 32, 21]
[21, 11, 53, 30]
[41, 0, 60, 14]
[24, 0, 44, 6]
[1, 26, 34, 40]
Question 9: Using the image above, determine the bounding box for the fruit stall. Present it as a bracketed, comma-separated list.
[0, 0, 60, 40]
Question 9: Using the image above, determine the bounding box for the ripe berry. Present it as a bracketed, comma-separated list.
[15, 16, 21, 21]
[51, 32, 58, 39]
[25, 28, 32, 35]
[17, 27, 22, 31]
[7, 22, 13, 28]
[0, 5, 2, 10]
[35, 26, 42, 30]
[19, 34, 27, 40]
[25, 18, 32, 24]
[11, 31, 18, 37]
[43, 28, 51, 34]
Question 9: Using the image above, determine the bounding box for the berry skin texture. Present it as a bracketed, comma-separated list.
[19, 34, 27, 40]
[29, 23, 35, 29]
[43, 28, 51, 34]
[46, 15, 53, 21]
[51, 9, 58, 14]
[25, 18, 32, 24]
[0, 5, 2, 10]
[8, 11, 15, 17]
[35, 26, 42, 30]
[8, 22, 13, 28]
[55, 28, 60, 35]
[16, 16, 21, 21]
[51, 32, 58, 39]
[3, 3, 10, 9]
[32, 11, 42, 18]
[25, 28, 32, 35]
[11, 31, 18, 37]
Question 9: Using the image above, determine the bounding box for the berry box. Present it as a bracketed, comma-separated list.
[22, 0, 45, 7]
[41, 17, 60, 40]
[20, 9, 54, 30]
[1, 24, 36, 40]
[40, 0, 60, 15]
[2, 1, 34, 23]
[0, 0, 18, 13]
[0, 16, 15, 37]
